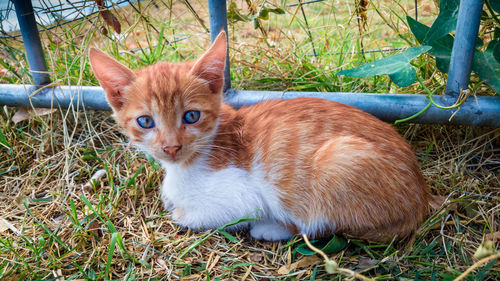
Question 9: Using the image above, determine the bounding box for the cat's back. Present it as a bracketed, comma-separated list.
[236, 97, 407, 154]
[233, 97, 429, 241]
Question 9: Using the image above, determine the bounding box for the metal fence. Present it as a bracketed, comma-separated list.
[1, 0, 499, 126]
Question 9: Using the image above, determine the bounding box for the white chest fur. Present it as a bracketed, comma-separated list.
[159, 158, 290, 232]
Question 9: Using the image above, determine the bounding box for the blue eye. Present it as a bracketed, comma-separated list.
[182, 110, 200, 124]
[137, 116, 155, 129]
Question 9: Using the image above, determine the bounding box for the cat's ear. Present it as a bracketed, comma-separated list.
[88, 47, 135, 111]
[190, 31, 227, 94]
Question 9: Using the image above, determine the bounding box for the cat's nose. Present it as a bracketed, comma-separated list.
[163, 145, 182, 159]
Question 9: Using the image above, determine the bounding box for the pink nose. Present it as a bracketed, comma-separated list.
[163, 145, 182, 159]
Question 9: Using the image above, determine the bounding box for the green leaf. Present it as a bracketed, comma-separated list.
[424, 0, 460, 43]
[255, 7, 284, 20]
[250, 3, 285, 21]
[0, 128, 11, 149]
[491, 0, 500, 13]
[179, 216, 259, 258]
[388, 66, 417, 87]
[295, 235, 347, 256]
[218, 230, 239, 242]
[494, 27, 500, 40]
[105, 232, 118, 279]
[475, 258, 498, 281]
[227, 2, 249, 23]
[472, 39, 500, 94]
[337, 46, 431, 87]
[493, 39, 500, 63]
[408, 16, 454, 73]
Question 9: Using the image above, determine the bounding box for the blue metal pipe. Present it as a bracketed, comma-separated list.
[13, 0, 51, 86]
[207, 0, 231, 93]
[1, 84, 499, 127]
[0, 84, 110, 110]
[445, 0, 485, 97]
[226, 90, 500, 127]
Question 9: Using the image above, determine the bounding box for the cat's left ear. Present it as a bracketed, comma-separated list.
[190, 31, 227, 94]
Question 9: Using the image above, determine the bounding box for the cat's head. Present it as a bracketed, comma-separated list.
[89, 31, 227, 164]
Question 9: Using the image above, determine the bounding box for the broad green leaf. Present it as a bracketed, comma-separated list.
[493, 39, 500, 63]
[388, 66, 417, 88]
[295, 235, 347, 256]
[472, 39, 500, 94]
[337, 46, 431, 87]
[408, 16, 500, 94]
[408, 16, 454, 72]
[424, 0, 460, 43]
[491, 0, 500, 13]
[494, 27, 500, 39]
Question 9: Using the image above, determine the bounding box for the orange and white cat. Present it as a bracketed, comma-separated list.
[89, 31, 429, 242]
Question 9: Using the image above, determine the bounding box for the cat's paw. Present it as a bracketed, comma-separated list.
[250, 222, 292, 241]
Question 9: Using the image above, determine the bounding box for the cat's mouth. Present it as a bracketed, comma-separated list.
[154, 146, 191, 164]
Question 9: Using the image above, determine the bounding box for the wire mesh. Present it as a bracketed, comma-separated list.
[0, 1, 440, 89]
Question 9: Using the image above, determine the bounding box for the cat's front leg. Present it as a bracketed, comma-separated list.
[250, 221, 293, 241]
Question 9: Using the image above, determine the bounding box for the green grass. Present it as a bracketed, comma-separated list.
[0, 0, 499, 280]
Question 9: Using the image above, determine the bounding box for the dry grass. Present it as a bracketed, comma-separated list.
[1, 0, 499, 280]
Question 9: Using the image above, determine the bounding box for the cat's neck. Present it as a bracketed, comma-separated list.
[207, 103, 252, 170]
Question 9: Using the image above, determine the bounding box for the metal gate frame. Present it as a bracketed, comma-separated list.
[1, 0, 499, 127]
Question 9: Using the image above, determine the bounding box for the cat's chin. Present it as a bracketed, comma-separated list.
[155, 155, 183, 165]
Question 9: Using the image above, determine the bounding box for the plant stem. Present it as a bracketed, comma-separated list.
[301, 234, 375, 281]
[453, 252, 500, 281]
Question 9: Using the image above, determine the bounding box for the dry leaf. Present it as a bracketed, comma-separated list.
[473, 241, 496, 259]
[156, 258, 169, 272]
[485, 232, 500, 242]
[429, 195, 447, 210]
[100, 26, 108, 35]
[55, 269, 65, 281]
[249, 253, 263, 262]
[94, 0, 121, 34]
[99, 10, 121, 34]
[180, 274, 201, 280]
[207, 255, 220, 273]
[356, 257, 379, 273]
[0, 218, 20, 235]
[82, 169, 107, 192]
[0, 218, 9, 232]
[278, 256, 320, 275]
[88, 220, 102, 237]
[15, 193, 30, 209]
[12, 107, 56, 123]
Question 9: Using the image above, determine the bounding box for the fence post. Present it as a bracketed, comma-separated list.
[13, 0, 51, 86]
[445, 0, 484, 97]
[207, 0, 231, 93]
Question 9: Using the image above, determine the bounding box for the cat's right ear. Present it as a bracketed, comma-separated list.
[190, 31, 227, 94]
[88, 48, 135, 111]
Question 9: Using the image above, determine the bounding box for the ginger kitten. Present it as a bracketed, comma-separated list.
[89, 31, 429, 242]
